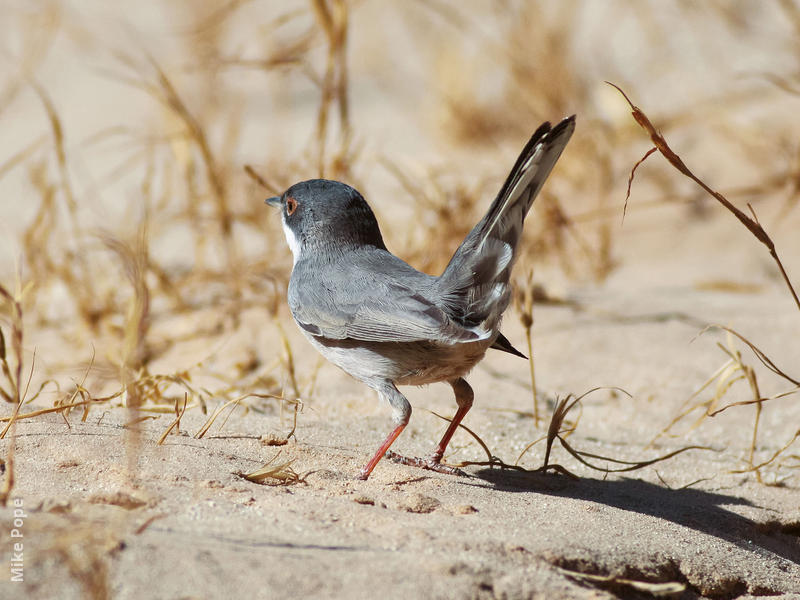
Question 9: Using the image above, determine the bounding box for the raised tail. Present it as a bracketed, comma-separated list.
[438, 116, 575, 329]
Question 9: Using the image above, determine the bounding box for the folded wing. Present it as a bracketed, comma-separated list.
[289, 251, 489, 345]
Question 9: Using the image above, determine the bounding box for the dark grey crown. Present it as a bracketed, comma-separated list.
[281, 179, 386, 252]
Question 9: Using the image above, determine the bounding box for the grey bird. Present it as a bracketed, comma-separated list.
[266, 116, 575, 480]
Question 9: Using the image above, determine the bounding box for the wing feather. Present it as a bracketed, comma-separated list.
[289, 252, 488, 344]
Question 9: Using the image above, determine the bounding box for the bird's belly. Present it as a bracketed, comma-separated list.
[392, 341, 491, 385]
[300, 331, 492, 387]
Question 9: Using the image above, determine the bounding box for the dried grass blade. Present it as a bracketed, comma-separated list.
[703, 325, 800, 386]
[243, 165, 281, 194]
[623, 146, 656, 222]
[607, 81, 800, 312]
[709, 386, 800, 416]
[558, 436, 710, 473]
[0, 427, 14, 506]
[194, 392, 281, 439]
[0, 393, 120, 423]
[157, 393, 188, 445]
[426, 408, 494, 464]
[730, 428, 800, 474]
[243, 452, 301, 485]
[557, 567, 686, 595]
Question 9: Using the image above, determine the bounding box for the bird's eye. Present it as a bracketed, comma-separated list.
[286, 196, 298, 216]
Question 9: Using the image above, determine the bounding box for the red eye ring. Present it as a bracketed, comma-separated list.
[286, 196, 298, 216]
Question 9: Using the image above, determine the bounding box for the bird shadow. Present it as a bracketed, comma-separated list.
[467, 467, 800, 567]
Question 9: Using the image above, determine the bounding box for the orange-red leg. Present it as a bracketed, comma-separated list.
[358, 381, 410, 480]
[384, 378, 473, 476]
[358, 422, 406, 480]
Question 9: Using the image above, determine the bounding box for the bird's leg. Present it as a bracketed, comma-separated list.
[358, 382, 410, 480]
[358, 423, 406, 480]
[429, 377, 473, 464]
[385, 378, 472, 477]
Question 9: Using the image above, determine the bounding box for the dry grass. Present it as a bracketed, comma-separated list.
[24, 512, 126, 600]
[2, 4, 797, 597]
[0, 9, 798, 590]
[612, 82, 800, 310]
[1, 2, 344, 425]
[556, 566, 686, 597]
[241, 450, 306, 486]
[513, 269, 541, 423]
[384, 160, 490, 274]
[651, 327, 800, 484]
[614, 83, 800, 484]
[416, 2, 621, 283]
[428, 386, 707, 480]
[0, 283, 25, 410]
[0, 1, 797, 468]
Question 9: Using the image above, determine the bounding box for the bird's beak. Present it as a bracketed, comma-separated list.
[265, 196, 281, 208]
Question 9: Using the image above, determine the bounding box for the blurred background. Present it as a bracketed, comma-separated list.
[0, 0, 798, 434]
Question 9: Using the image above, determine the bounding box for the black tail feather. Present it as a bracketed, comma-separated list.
[490, 332, 527, 359]
[437, 116, 575, 332]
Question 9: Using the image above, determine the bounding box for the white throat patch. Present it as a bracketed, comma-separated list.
[282, 218, 301, 265]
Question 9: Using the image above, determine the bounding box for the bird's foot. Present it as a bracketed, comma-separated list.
[384, 450, 467, 476]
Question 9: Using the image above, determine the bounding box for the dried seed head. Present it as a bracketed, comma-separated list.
[513, 271, 535, 330]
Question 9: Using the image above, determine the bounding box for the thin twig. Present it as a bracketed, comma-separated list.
[608, 81, 800, 312]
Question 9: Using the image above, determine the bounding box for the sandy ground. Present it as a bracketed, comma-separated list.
[1, 2, 800, 599]
[2, 252, 800, 599]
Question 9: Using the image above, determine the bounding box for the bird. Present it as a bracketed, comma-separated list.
[265, 116, 575, 480]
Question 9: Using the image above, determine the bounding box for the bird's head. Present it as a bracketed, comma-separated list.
[266, 179, 386, 264]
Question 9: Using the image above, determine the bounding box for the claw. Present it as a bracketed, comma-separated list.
[384, 450, 467, 477]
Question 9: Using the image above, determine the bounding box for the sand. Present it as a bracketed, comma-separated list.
[2, 264, 800, 598]
[1, 2, 800, 599]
